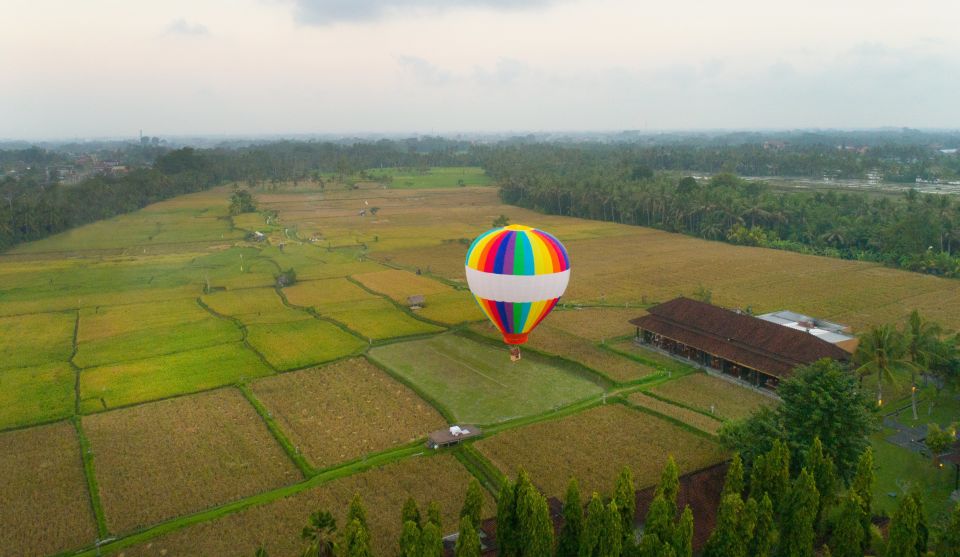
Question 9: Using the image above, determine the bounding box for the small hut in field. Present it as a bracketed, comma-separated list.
[407, 295, 426, 310]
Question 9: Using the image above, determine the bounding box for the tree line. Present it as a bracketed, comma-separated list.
[257, 360, 959, 557]
[487, 146, 960, 277]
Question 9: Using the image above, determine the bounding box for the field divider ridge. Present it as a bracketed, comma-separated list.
[60, 441, 433, 557]
[194, 297, 278, 373]
[236, 384, 314, 478]
[453, 444, 507, 497]
[70, 307, 82, 415]
[613, 396, 720, 441]
[73, 416, 110, 539]
[344, 275, 451, 329]
[362, 353, 457, 423]
[598, 340, 699, 377]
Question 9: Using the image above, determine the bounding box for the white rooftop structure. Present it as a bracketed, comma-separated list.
[757, 310, 855, 345]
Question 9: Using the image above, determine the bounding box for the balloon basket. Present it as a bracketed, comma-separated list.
[509, 346, 522, 362]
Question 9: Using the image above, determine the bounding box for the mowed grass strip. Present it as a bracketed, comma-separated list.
[83, 388, 301, 534]
[0, 421, 98, 556]
[369, 334, 603, 424]
[202, 287, 309, 325]
[627, 392, 723, 435]
[0, 311, 75, 369]
[322, 298, 444, 340]
[648, 372, 777, 421]
[474, 404, 727, 498]
[0, 362, 75, 429]
[246, 319, 367, 371]
[79, 343, 273, 412]
[121, 454, 492, 557]
[251, 358, 445, 469]
[469, 322, 656, 384]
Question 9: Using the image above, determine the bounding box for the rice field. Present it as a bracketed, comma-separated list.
[79, 342, 273, 412]
[0, 311, 75, 369]
[474, 403, 728, 498]
[283, 277, 380, 308]
[245, 319, 367, 371]
[627, 392, 723, 435]
[83, 388, 300, 533]
[202, 287, 309, 325]
[0, 421, 97, 556]
[251, 358, 445, 469]
[0, 362, 75, 429]
[369, 334, 603, 424]
[648, 372, 778, 421]
[320, 298, 445, 340]
[121, 454, 492, 556]
[352, 269, 483, 325]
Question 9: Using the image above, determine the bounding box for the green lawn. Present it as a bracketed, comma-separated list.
[0, 363, 75, 429]
[871, 429, 958, 525]
[79, 343, 273, 412]
[365, 167, 493, 189]
[246, 319, 367, 370]
[368, 334, 603, 424]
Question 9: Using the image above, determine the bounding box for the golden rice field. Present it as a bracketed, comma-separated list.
[320, 298, 445, 340]
[122, 454, 492, 557]
[352, 269, 484, 325]
[202, 287, 308, 325]
[0, 421, 97, 556]
[246, 318, 367, 370]
[283, 277, 380, 308]
[83, 388, 300, 534]
[648, 372, 778, 421]
[627, 392, 723, 435]
[250, 358, 445, 469]
[474, 404, 727, 499]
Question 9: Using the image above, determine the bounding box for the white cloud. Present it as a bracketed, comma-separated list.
[292, 0, 568, 25]
[164, 18, 210, 37]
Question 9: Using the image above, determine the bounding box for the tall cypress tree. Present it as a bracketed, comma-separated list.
[597, 501, 622, 557]
[657, 457, 680, 517]
[426, 501, 442, 531]
[673, 505, 694, 557]
[461, 478, 484, 529]
[579, 492, 605, 557]
[937, 504, 960, 557]
[525, 491, 555, 557]
[496, 478, 518, 557]
[778, 468, 819, 557]
[830, 493, 864, 557]
[806, 437, 839, 528]
[750, 441, 791, 515]
[851, 447, 875, 549]
[455, 516, 481, 557]
[702, 494, 750, 557]
[347, 493, 368, 530]
[885, 493, 920, 557]
[557, 478, 583, 557]
[722, 453, 745, 500]
[613, 467, 636, 547]
[420, 522, 443, 557]
[909, 492, 928, 556]
[402, 497, 422, 529]
[399, 520, 421, 557]
[749, 494, 775, 557]
[643, 494, 674, 547]
[343, 518, 373, 557]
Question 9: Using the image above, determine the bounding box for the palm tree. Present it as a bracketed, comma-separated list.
[301, 510, 337, 557]
[855, 324, 910, 407]
[904, 310, 942, 419]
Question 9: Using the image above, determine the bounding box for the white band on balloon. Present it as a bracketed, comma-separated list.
[465, 267, 570, 303]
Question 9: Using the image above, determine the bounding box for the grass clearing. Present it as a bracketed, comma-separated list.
[246, 319, 367, 371]
[122, 454, 492, 556]
[0, 362, 76, 429]
[474, 403, 727, 498]
[871, 430, 957, 525]
[251, 358, 445, 469]
[321, 298, 444, 340]
[83, 388, 300, 534]
[648, 372, 778, 421]
[627, 392, 723, 435]
[0, 421, 97, 556]
[369, 334, 603, 424]
[79, 343, 273, 412]
[0, 311, 75, 369]
[375, 166, 494, 189]
[469, 322, 656, 383]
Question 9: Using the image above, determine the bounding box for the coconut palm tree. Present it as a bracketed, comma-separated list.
[854, 324, 911, 407]
[301, 510, 337, 557]
[904, 310, 942, 419]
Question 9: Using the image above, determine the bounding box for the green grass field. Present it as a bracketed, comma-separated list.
[367, 166, 493, 189]
[368, 334, 603, 424]
[79, 343, 273, 412]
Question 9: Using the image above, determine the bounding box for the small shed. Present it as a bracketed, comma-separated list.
[426, 425, 482, 449]
[407, 295, 426, 309]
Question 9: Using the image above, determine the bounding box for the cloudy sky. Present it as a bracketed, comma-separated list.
[3, 0, 959, 138]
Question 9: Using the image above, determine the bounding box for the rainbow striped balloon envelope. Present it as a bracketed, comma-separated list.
[465, 224, 570, 345]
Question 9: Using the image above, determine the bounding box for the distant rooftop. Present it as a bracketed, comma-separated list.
[757, 310, 855, 345]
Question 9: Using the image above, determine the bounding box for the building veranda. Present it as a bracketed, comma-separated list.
[630, 297, 851, 392]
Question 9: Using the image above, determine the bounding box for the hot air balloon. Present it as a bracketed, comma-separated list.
[465, 224, 570, 357]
